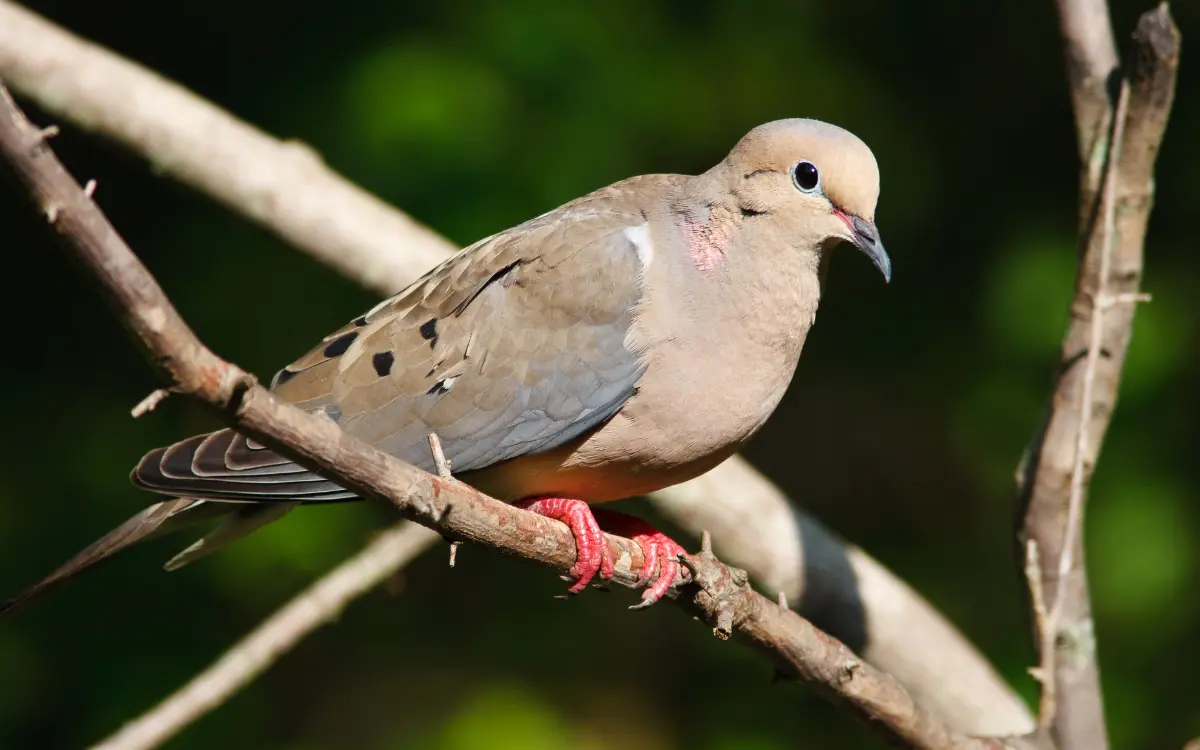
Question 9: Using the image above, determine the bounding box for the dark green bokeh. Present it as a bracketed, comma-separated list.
[1, 1, 1197, 748]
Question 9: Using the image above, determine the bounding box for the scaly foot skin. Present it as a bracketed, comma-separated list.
[513, 497, 614, 594]
[592, 509, 692, 609]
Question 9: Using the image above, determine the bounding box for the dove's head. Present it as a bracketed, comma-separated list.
[720, 118, 890, 282]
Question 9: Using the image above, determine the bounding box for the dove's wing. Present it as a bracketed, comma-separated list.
[132, 191, 652, 503]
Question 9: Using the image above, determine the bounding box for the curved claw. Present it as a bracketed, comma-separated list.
[634, 535, 659, 588]
[629, 541, 691, 609]
[586, 509, 692, 610]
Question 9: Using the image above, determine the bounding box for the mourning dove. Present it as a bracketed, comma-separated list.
[1, 118, 889, 617]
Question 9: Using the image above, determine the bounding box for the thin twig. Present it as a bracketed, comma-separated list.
[0, 0, 1033, 733]
[1023, 540, 1053, 721]
[1097, 292, 1151, 310]
[131, 388, 170, 418]
[1054, 81, 1128, 611]
[427, 432, 452, 479]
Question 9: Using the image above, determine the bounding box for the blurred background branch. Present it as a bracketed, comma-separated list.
[1019, 3, 1179, 750]
[1054, 0, 1121, 168]
[0, 0, 1032, 738]
[92, 521, 437, 750]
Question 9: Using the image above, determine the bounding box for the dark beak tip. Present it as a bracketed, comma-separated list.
[849, 217, 891, 284]
[877, 248, 892, 284]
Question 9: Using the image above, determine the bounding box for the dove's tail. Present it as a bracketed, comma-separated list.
[0, 427, 359, 620]
[0, 499, 306, 620]
[0, 498, 209, 619]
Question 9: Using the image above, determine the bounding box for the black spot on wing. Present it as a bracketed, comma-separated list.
[373, 350, 394, 377]
[426, 379, 451, 396]
[352, 316, 368, 327]
[323, 331, 358, 357]
[419, 318, 438, 348]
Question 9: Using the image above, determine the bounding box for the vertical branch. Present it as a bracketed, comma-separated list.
[1018, 4, 1179, 750]
[1054, 0, 1119, 172]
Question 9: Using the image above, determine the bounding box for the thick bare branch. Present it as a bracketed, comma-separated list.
[0, 82, 1007, 750]
[1020, 5, 1180, 750]
[0, 2, 1032, 732]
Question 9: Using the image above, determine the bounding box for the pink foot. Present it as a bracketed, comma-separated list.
[592, 509, 692, 609]
[514, 497, 614, 594]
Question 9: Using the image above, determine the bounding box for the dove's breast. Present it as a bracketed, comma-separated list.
[467, 216, 823, 504]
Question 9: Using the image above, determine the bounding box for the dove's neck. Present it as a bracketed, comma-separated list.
[659, 189, 824, 359]
[626, 185, 825, 457]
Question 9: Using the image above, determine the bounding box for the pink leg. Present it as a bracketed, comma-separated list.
[513, 497, 614, 594]
[592, 509, 692, 609]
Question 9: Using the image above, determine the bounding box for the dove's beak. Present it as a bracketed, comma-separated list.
[834, 211, 891, 283]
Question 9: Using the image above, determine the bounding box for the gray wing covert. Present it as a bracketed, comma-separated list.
[132, 203, 650, 501]
[317, 205, 650, 475]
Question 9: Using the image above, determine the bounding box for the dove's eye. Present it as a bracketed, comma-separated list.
[791, 161, 821, 193]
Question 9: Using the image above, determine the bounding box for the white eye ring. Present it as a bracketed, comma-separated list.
[791, 160, 821, 193]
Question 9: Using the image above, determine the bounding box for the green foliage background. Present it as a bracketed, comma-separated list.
[1, 1, 1197, 748]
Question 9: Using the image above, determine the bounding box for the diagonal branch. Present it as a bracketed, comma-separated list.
[1018, 4, 1180, 750]
[0, 0, 1031, 735]
[92, 521, 438, 750]
[0, 81, 1008, 750]
[0, 2, 446, 294]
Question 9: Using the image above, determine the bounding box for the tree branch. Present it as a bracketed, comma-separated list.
[91, 521, 438, 750]
[0, 0, 1031, 735]
[0, 1, 446, 295]
[0, 81, 1007, 750]
[1054, 0, 1119, 169]
[653, 461, 1031, 735]
[1019, 4, 1180, 749]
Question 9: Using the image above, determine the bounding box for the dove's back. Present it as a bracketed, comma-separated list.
[132, 176, 667, 505]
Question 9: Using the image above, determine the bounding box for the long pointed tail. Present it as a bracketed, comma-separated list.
[0, 498, 214, 619]
[3, 425, 352, 620]
[0, 499, 302, 620]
